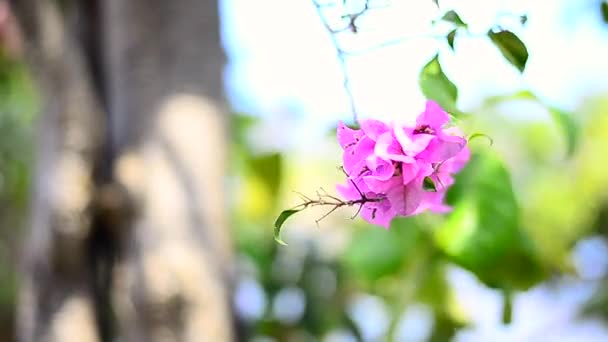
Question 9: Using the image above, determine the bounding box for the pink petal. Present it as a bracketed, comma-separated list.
[343, 136, 375, 175]
[375, 132, 415, 163]
[360, 200, 396, 229]
[363, 175, 401, 194]
[360, 119, 390, 141]
[336, 183, 360, 201]
[337, 121, 362, 149]
[415, 190, 452, 215]
[386, 182, 423, 216]
[440, 145, 470, 174]
[401, 161, 420, 185]
[394, 126, 434, 156]
[336, 178, 369, 201]
[417, 136, 465, 163]
[416, 100, 449, 129]
[365, 155, 395, 181]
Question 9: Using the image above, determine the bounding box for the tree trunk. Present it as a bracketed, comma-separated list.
[13, 1, 106, 341]
[101, 0, 234, 341]
[13, 0, 234, 341]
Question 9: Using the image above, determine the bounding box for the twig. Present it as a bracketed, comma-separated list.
[291, 187, 384, 224]
[313, 0, 391, 123]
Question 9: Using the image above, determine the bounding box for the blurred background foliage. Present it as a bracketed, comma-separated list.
[2, 0, 608, 341]
[224, 1, 608, 340]
[230, 93, 608, 341]
[0, 47, 36, 340]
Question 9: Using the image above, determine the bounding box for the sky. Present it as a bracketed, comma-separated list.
[220, 0, 608, 130]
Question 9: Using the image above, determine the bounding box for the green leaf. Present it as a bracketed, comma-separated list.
[467, 133, 494, 146]
[488, 30, 529, 72]
[602, 1, 608, 24]
[484, 90, 536, 106]
[441, 10, 467, 28]
[423, 176, 438, 192]
[419, 54, 459, 115]
[274, 209, 301, 245]
[446, 29, 457, 51]
[437, 151, 544, 290]
[549, 107, 578, 157]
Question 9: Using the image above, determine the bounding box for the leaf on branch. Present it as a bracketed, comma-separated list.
[447, 29, 457, 51]
[423, 176, 438, 192]
[419, 54, 459, 115]
[274, 209, 301, 245]
[602, 1, 608, 24]
[488, 30, 529, 72]
[441, 10, 467, 28]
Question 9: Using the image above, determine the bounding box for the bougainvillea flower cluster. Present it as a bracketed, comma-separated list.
[336, 100, 470, 228]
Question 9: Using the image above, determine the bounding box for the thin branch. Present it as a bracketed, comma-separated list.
[312, 0, 512, 74]
[291, 186, 384, 224]
[293, 190, 313, 202]
[351, 202, 364, 219]
[316, 205, 341, 226]
[313, 0, 381, 123]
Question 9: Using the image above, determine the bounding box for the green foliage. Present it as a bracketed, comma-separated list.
[446, 29, 457, 51]
[273, 209, 300, 245]
[467, 133, 494, 146]
[488, 30, 529, 72]
[548, 106, 578, 157]
[0, 53, 37, 334]
[343, 221, 420, 282]
[437, 151, 544, 290]
[419, 54, 459, 115]
[484, 90, 579, 157]
[484, 89, 536, 105]
[602, 1, 608, 24]
[423, 176, 437, 192]
[249, 153, 283, 200]
[344, 227, 409, 281]
[441, 10, 467, 28]
[215, 94, 608, 340]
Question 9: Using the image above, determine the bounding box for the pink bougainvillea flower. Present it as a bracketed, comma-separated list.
[360, 119, 390, 141]
[414, 101, 467, 163]
[337, 121, 360, 149]
[335, 100, 471, 228]
[359, 198, 397, 229]
[416, 100, 450, 129]
[342, 135, 374, 176]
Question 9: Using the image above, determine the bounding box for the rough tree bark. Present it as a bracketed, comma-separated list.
[13, 0, 235, 341]
[101, 0, 234, 341]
